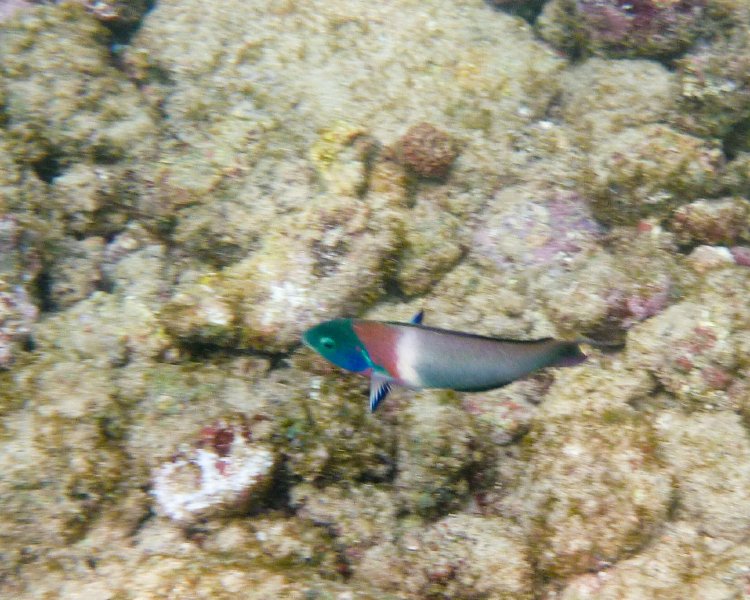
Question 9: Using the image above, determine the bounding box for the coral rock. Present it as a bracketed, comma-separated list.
[585, 124, 722, 225]
[152, 420, 275, 523]
[670, 197, 750, 246]
[397, 123, 457, 180]
[538, 0, 721, 59]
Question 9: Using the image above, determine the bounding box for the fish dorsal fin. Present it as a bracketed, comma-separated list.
[369, 374, 392, 413]
[410, 310, 424, 325]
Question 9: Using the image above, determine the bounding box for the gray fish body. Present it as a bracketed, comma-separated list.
[383, 323, 586, 391]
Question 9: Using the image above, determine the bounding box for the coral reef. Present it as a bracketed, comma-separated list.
[152, 418, 276, 523]
[626, 268, 750, 406]
[0, 283, 36, 368]
[394, 392, 493, 518]
[669, 197, 750, 246]
[397, 122, 457, 180]
[4, 0, 750, 598]
[674, 29, 750, 142]
[537, 0, 734, 59]
[584, 124, 723, 226]
[503, 365, 671, 581]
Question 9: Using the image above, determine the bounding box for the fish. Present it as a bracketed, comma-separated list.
[302, 311, 588, 412]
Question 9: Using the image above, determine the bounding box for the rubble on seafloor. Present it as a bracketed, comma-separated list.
[2, 0, 750, 598]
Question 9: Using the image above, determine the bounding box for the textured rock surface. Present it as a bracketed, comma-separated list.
[3, 0, 750, 598]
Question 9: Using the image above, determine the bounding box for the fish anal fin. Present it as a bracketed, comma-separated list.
[369, 374, 392, 413]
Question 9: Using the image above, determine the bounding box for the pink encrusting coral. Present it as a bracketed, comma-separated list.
[0, 0, 32, 23]
[538, 0, 722, 59]
[473, 190, 603, 275]
[578, 0, 705, 56]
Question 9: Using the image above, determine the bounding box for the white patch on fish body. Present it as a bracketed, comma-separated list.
[395, 326, 424, 388]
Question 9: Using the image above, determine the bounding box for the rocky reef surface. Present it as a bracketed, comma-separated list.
[2, 0, 750, 598]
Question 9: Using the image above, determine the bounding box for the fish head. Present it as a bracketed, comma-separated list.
[302, 319, 371, 373]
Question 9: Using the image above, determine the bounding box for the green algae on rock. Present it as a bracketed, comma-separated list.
[273, 367, 397, 485]
[356, 514, 533, 599]
[395, 392, 495, 518]
[626, 268, 750, 407]
[669, 197, 750, 247]
[0, 4, 157, 169]
[505, 367, 671, 582]
[537, 0, 739, 60]
[162, 191, 405, 353]
[583, 124, 723, 226]
[674, 29, 750, 142]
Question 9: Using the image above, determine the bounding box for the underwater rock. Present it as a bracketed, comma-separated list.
[310, 122, 378, 197]
[0, 0, 31, 23]
[686, 244, 735, 274]
[670, 197, 750, 247]
[357, 514, 533, 598]
[0, 4, 157, 169]
[0, 283, 37, 369]
[473, 187, 603, 277]
[558, 521, 750, 599]
[396, 122, 457, 180]
[655, 411, 750, 542]
[536, 230, 678, 338]
[396, 194, 466, 296]
[46, 237, 105, 309]
[626, 268, 750, 406]
[0, 364, 125, 576]
[163, 192, 404, 352]
[290, 483, 396, 575]
[462, 378, 546, 446]
[52, 163, 144, 238]
[32, 290, 169, 368]
[506, 368, 672, 581]
[395, 393, 493, 519]
[585, 124, 723, 226]
[78, 0, 150, 29]
[675, 29, 750, 141]
[273, 369, 397, 485]
[151, 419, 276, 523]
[559, 58, 677, 142]
[537, 0, 726, 59]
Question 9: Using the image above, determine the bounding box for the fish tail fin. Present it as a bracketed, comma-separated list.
[553, 342, 588, 367]
[576, 336, 626, 353]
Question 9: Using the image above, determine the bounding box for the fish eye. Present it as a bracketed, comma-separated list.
[321, 336, 336, 350]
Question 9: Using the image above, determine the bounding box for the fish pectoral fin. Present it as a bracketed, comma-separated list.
[369, 374, 392, 413]
[410, 309, 425, 325]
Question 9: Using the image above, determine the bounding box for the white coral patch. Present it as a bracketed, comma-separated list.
[152, 436, 274, 523]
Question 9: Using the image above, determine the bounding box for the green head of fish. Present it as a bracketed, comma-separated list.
[302, 319, 371, 373]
